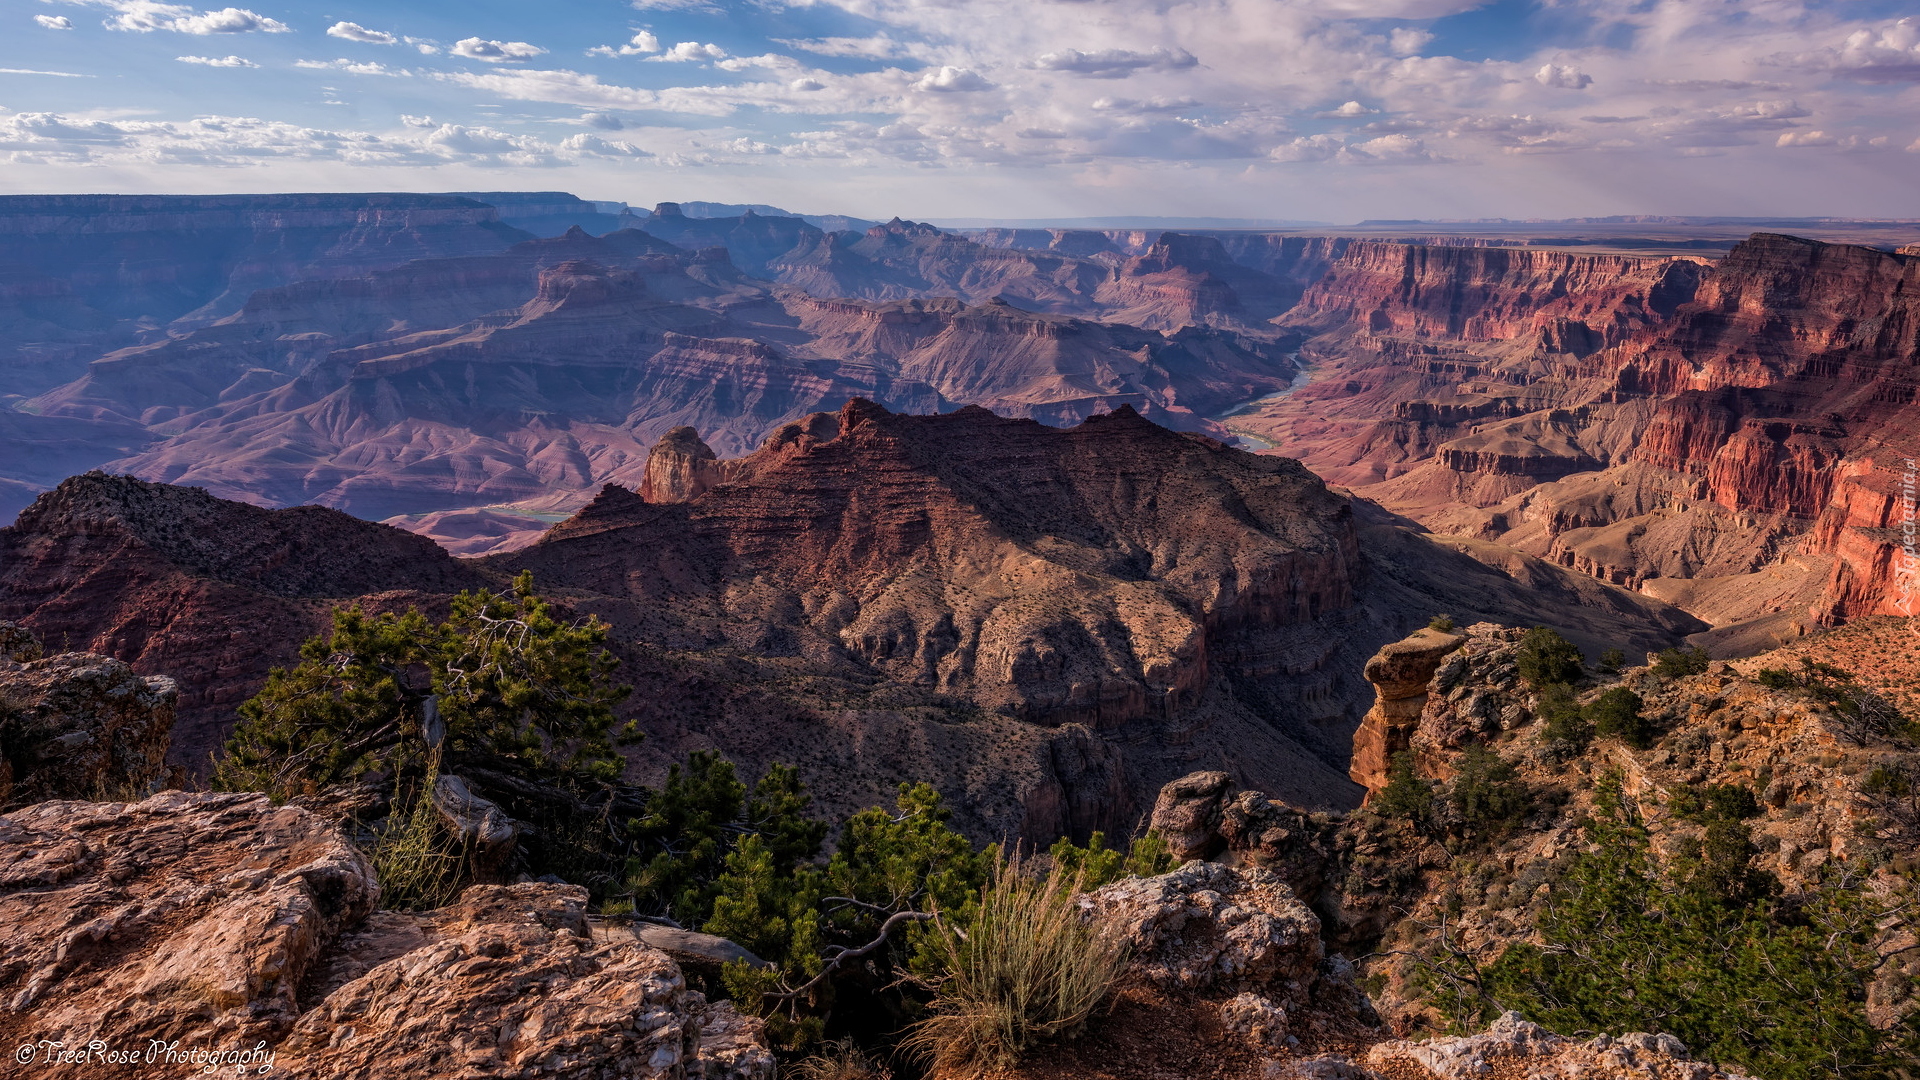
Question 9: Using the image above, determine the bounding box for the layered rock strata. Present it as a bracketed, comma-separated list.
[1347, 627, 1466, 798]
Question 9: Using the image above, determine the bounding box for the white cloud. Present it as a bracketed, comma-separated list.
[405, 37, 438, 55]
[1783, 17, 1920, 84]
[400, 114, 435, 128]
[176, 54, 254, 67]
[590, 30, 661, 57]
[559, 132, 651, 156]
[1775, 130, 1833, 147]
[915, 65, 990, 92]
[296, 59, 411, 76]
[1388, 28, 1431, 57]
[652, 42, 728, 62]
[81, 2, 289, 34]
[0, 68, 93, 77]
[1318, 100, 1378, 118]
[776, 34, 938, 61]
[629, 0, 719, 9]
[452, 37, 548, 62]
[1534, 63, 1592, 90]
[35, 15, 75, 29]
[1029, 47, 1197, 79]
[328, 21, 396, 45]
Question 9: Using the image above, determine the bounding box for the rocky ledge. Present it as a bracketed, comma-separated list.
[0, 792, 772, 1080]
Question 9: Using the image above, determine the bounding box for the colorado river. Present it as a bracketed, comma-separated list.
[1212, 358, 1312, 451]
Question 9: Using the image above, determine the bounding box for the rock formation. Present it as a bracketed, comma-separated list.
[0, 405, 1703, 840]
[1347, 626, 1466, 798]
[0, 791, 773, 1079]
[1363, 1013, 1757, 1080]
[0, 622, 177, 808]
[0, 193, 528, 399]
[0, 472, 482, 768]
[1147, 617, 1920, 1037]
[1242, 232, 1919, 646]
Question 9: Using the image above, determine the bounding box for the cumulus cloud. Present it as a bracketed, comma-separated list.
[176, 54, 254, 66]
[627, 31, 662, 54]
[589, 31, 661, 57]
[915, 66, 991, 92]
[328, 21, 396, 45]
[1771, 17, 1920, 84]
[581, 112, 624, 130]
[1268, 131, 1440, 164]
[1388, 28, 1431, 56]
[452, 37, 548, 62]
[560, 132, 651, 156]
[35, 15, 75, 29]
[1534, 63, 1592, 89]
[1029, 47, 1196, 78]
[400, 114, 436, 128]
[81, 2, 289, 34]
[652, 41, 728, 62]
[1317, 100, 1378, 118]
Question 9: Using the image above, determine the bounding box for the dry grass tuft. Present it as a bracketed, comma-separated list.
[791, 1038, 893, 1080]
[902, 857, 1127, 1079]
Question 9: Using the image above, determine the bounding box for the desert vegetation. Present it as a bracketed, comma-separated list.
[212, 580, 1164, 1071]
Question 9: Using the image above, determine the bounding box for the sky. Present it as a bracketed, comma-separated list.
[1, 0, 1917, 222]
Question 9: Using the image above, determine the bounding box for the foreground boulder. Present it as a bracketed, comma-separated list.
[0, 792, 374, 1047]
[0, 621, 177, 809]
[1363, 1012, 1759, 1080]
[0, 791, 772, 1080]
[279, 883, 773, 1080]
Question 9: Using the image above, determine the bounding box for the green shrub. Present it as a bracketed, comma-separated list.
[901, 859, 1127, 1078]
[1536, 682, 1591, 752]
[1652, 645, 1710, 679]
[1599, 648, 1627, 674]
[1450, 745, 1530, 839]
[1517, 627, 1584, 687]
[214, 571, 633, 801]
[1586, 687, 1651, 748]
[1428, 614, 1456, 632]
[1049, 830, 1176, 889]
[620, 753, 826, 925]
[1481, 773, 1919, 1078]
[1374, 750, 1436, 827]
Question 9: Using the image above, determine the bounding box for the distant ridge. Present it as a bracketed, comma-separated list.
[927, 215, 1331, 229]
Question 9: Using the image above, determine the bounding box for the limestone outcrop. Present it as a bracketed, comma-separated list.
[0, 622, 177, 808]
[1348, 627, 1466, 798]
[1364, 1012, 1757, 1080]
[0, 792, 773, 1080]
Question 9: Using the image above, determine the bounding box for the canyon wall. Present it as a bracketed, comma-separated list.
[1243, 232, 1919, 647]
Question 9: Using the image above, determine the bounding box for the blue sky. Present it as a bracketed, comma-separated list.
[2, 0, 1917, 221]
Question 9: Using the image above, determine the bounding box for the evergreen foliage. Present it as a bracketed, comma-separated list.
[1516, 627, 1583, 687]
[1449, 745, 1530, 840]
[1651, 645, 1711, 679]
[213, 572, 632, 800]
[1048, 830, 1176, 889]
[1481, 773, 1920, 1078]
[1586, 686, 1651, 748]
[1535, 682, 1591, 753]
[1374, 750, 1436, 828]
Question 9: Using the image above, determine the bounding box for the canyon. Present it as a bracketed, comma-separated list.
[0, 404, 1698, 841]
[4, 193, 1910, 663]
